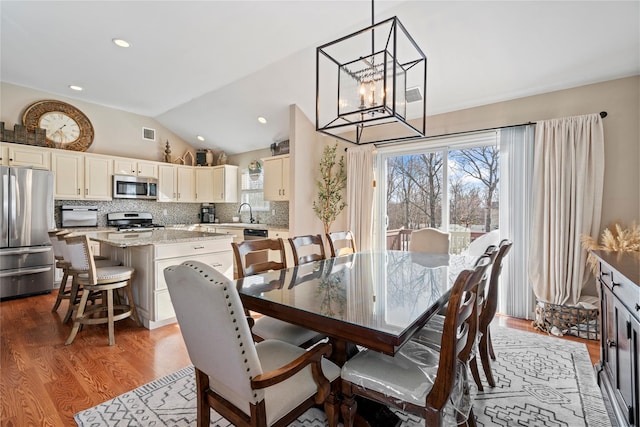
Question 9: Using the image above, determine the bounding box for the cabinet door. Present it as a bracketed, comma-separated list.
[52, 152, 83, 199]
[158, 165, 177, 202]
[212, 165, 238, 203]
[176, 166, 195, 202]
[263, 157, 282, 201]
[84, 156, 112, 200]
[8, 145, 51, 169]
[281, 155, 290, 200]
[601, 284, 617, 381]
[113, 159, 136, 176]
[615, 298, 634, 424]
[0, 144, 8, 165]
[137, 161, 158, 178]
[195, 168, 214, 202]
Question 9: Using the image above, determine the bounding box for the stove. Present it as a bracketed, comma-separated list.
[107, 212, 165, 232]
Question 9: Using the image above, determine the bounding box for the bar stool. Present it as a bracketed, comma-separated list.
[64, 234, 140, 346]
[54, 232, 121, 323]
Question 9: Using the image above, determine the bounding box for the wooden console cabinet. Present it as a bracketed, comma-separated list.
[593, 250, 640, 426]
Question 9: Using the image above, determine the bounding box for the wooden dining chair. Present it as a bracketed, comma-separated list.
[340, 258, 490, 427]
[326, 231, 357, 258]
[49, 230, 73, 312]
[288, 234, 326, 266]
[473, 239, 512, 388]
[164, 260, 340, 427]
[232, 238, 323, 348]
[63, 234, 140, 346]
[408, 228, 450, 254]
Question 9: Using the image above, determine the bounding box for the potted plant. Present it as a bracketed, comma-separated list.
[313, 143, 347, 234]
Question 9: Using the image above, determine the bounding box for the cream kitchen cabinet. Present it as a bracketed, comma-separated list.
[195, 167, 215, 202]
[212, 164, 238, 203]
[51, 152, 112, 200]
[104, 237, 234, 329]
[263, 154, 289, 201]
[113, 158, 158, 178]
[0, 142, 51, 169]
[158, 165, 195, 202]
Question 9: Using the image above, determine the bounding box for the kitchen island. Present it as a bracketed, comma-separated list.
[88, 229, 234, 329]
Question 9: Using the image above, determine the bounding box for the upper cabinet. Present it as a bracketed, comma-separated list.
[176, 166, 195, 202]
[158, 164, 177, 202]
[51, 151, 112, 200]
[0, 142, 50, 169]
[263, 155, 289, 201]
[194, 167, 214, 202]
[212, 165, 238, 203]
[113, 158, 158, 178]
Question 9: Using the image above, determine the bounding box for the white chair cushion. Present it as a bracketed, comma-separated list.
[253, 317, 322, 347]
[94, 259, 122, 268]
[256, 340, 340, 425]
[78, 266, 134, 282]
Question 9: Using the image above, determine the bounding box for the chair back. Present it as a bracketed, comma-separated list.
[164, 261, 264, 405]
[408, 228, 449, 254]
[48, 230, 71, 261]
[289, 234, 326, 266]
[326, 231, 357, 258]
[479, 239, 513, 331]
[63, 234, 97, 283]
[232, 238, 287, 278]
[426, 256, 489, 411]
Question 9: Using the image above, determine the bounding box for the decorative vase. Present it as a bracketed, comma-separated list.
[217, 152, 227, 165]
[205, 150, 214, 166]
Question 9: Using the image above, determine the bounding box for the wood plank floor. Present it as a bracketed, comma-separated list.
[0, 292, 600, 426]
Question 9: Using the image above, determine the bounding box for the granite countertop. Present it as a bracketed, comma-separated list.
[85, 229, 233, 248]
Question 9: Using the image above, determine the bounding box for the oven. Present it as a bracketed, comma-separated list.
[113, 175, 158, 200]
[243, 228, 268, 241]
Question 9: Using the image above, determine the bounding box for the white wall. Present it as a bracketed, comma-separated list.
[1, 82, 195, 162]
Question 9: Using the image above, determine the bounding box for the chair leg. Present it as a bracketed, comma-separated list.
[195, 368, 211, 427]
[63, 277, 80, 323]
[324, 392, 339, 427]
[107, 289, 115, 346]
[340, 382, 357, 427]
[479, 333, 496, 387]
[124, 281, 141, 326]
[469, 355, 483, 391]
[466, 407, 477, 427]
[52, 270, 69, 312]
[65, 289, 90, 345]
[487, 327, 496, 360]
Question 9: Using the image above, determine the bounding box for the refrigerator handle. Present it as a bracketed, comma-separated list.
[9, 173, 16, 232]
[2, 172, 8, 242]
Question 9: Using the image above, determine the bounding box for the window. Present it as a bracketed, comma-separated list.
[240, 170, 270, 211]
[376, 131, 499, 253]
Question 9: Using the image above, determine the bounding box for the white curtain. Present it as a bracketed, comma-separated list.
[529, 114, 604, 306]
[499, 125, 535, 318]
[346, 145, 376, 251]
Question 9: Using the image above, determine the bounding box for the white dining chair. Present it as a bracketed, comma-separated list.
[409, 228, 450, 254]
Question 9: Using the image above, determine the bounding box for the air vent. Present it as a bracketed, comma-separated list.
[142, 127, 156, 141]
[405, 87, 423, 103]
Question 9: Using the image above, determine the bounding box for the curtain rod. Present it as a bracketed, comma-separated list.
[344, 111, 607, 150]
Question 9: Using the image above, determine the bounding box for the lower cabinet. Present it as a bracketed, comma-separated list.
[103, 238, 233, 329]
[595, 250, 640, 427]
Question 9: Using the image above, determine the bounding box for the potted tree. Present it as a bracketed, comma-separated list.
[313, 143, 347, 234]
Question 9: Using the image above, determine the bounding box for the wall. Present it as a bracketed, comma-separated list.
[1, 82, 194, 162]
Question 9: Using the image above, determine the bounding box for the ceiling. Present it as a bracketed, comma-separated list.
[2, 1, 639, 155]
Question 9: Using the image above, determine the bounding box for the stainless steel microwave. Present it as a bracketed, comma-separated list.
[113, 175, 158, 200]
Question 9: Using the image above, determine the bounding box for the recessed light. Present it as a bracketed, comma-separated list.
[258, 117, 267, 124]
[112, 38, 130, 48]
[69, 85, 83, 91]
[196, 135, 205, 141]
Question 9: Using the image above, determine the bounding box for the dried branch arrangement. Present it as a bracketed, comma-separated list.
[582, 222, 640, 273]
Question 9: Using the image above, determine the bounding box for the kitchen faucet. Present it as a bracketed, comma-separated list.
[238, 203, 255, 224]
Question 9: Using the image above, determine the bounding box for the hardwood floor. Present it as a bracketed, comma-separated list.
[1, 292, 600, 426]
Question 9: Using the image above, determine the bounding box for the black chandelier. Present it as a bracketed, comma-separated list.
[316, 1, 427, 145]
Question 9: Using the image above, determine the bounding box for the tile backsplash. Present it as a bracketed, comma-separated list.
[54, 200, 289, 228]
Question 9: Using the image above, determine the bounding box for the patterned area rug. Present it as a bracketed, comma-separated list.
[75, 326, 611, 426]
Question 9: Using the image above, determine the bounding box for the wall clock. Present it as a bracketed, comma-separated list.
[22, 100, 94, 151]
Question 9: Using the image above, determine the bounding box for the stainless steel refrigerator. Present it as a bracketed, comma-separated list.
[0, 166, 55, 299]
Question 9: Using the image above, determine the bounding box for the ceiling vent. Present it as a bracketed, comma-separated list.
[142, 127, 156, 141]
[405, 87, 423, 103]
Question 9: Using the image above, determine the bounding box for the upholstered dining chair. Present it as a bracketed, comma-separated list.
[232, 238, 323, 348]
[339, 257, 490, 427]
[164, 260, 340, 427]
[326, 231, 357, 258]
[408, 228, 450, 254]
[63, 234, 140, 345]
[48, 230, 73, 312]
[288, 234, 326, 266]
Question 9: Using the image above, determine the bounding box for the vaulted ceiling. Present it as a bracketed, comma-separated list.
[2, 1, 638, 154]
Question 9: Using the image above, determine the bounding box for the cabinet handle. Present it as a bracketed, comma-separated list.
[606, 339, 616, 348]
[77, 188, 80, 195]
[612, 281, 620, 288]
[635, 303, 640, 312]
[85, 188, 88, 195]
[193, 245, 205, 250]
[211, 263, 222, 267]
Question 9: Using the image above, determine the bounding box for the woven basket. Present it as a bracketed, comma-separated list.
[534, 300, 600, 340]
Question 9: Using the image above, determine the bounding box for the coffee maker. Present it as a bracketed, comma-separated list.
[201, 205, 216, 223]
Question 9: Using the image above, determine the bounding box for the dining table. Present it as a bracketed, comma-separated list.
[236, 250, 478, 366]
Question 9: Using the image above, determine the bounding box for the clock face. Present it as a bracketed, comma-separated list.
[22, 100, 94, 151]
[39, 112, 81, 144]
